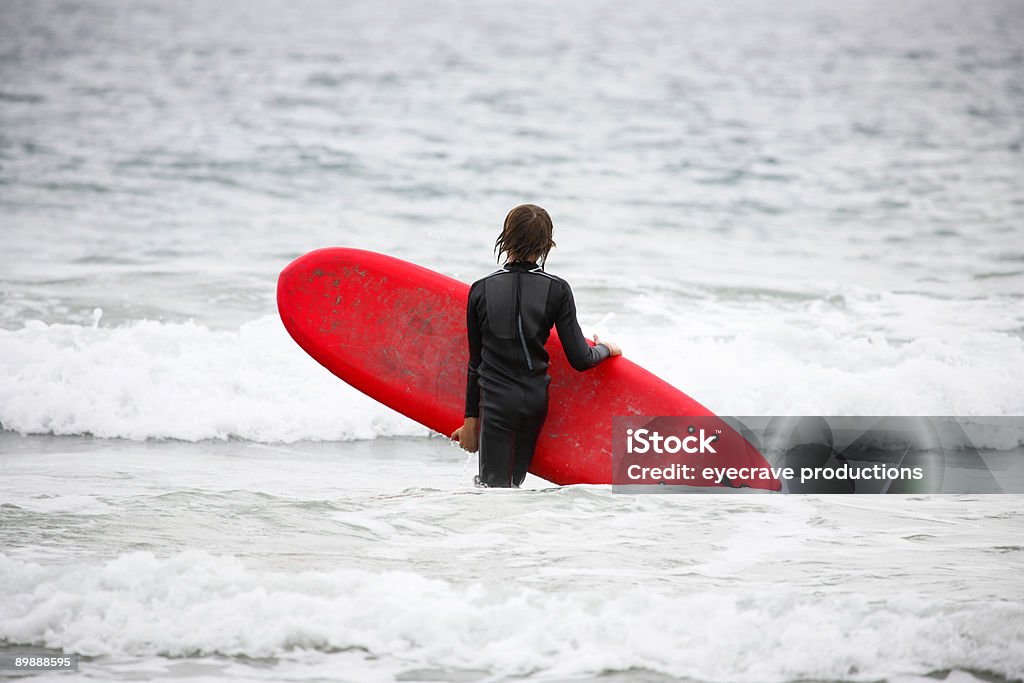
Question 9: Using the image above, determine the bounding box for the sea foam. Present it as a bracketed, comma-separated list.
[0, 315, 423, 443]
[1, 313, 1022, 446]
[0, 550, 1021, 681]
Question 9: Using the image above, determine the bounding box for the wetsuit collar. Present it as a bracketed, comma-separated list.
[503, 260, 540, 271]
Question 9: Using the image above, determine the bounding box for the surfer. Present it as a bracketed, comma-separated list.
[450, 204, 622, 487]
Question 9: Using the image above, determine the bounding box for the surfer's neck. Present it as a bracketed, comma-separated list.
[503, 260, 540, 271]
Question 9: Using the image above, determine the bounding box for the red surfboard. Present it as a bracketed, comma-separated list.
[277, 248, 778, 488]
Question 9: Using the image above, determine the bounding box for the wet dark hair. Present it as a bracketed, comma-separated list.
[494, 204, 556, 266]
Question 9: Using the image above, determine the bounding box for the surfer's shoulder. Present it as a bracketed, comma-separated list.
[529, 268, 570, 292]
[469, 268, 509, 300]
[484, 267, 512, 279]
[472, 268, 512, 287]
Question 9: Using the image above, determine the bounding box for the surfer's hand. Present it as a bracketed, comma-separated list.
[451, 418, 479, 453]
[593, 334, 622, 357]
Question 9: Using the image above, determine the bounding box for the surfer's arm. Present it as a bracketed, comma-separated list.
[555, 282, 614, 371]
[464, 282, 483, 418]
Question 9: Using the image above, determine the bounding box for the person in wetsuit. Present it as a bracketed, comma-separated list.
[450, 204, 622, 488]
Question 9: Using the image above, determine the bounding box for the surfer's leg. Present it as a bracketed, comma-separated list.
[477, 395, 517, 488]
[511, 413, 545, 487]
[511, 391, 549, 488]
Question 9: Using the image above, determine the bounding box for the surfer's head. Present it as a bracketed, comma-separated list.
[495, 204, 556, 266]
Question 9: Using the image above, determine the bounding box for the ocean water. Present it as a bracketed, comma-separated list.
[1, 0, 1023, 681]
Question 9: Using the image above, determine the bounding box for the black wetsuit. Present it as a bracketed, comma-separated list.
[465, 260, 610, 487]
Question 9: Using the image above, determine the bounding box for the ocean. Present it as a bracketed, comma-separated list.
[1, 0, 1023, 681]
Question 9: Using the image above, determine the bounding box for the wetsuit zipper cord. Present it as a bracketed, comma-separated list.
[514, 270, 533, 370]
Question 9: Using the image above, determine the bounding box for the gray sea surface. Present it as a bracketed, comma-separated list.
[1, 0, 1023, 681]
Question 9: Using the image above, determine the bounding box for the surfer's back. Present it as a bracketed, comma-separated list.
[467, 261, 609, 388]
